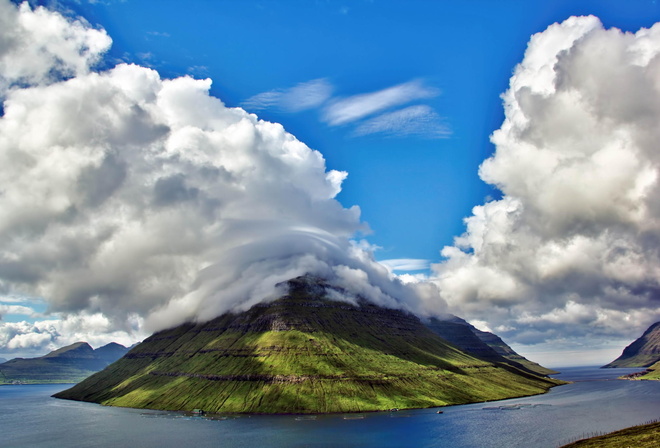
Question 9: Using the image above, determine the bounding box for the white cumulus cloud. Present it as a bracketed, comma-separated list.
[432, 16, 660, 349]
[0, 312, 145, 358]
[0, 0, 111, 95]
[0, 1, 445, 354]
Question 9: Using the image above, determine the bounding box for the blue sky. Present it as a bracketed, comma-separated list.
[58, 0, 658, 268]
[2, 0, 660, 366]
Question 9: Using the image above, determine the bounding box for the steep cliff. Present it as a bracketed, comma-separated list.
[603, 322, 660, 368]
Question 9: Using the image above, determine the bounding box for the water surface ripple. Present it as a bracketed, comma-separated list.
[1, 367, 658, 448]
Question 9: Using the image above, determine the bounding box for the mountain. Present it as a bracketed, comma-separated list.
[425, 316, 557, 376]
[603, 321, 660, 368]
[55, 276, 561, 414]
[0, 342, 129, 384]
[93, 342, 130, 361]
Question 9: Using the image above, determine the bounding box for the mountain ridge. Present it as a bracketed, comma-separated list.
[0, 341, 129, 384]
[603, 321, 660, 368]
[425, 316, 557, 376]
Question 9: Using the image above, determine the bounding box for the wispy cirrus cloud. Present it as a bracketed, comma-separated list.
[323, 79, 439, 126]
[282, 78, 334, 112]
[379, 258, 431, 272]
[242, 78, 447, 139]
[241, 90, 283, 110]
[146, 31, 170, 38]
[353, 105, 450, 138]
[242, 78, 333, 112]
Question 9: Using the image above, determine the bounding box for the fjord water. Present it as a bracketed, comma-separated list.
[1, 367, 658, 448]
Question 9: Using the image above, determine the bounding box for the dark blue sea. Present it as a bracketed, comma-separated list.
[1, 367, 658, 448]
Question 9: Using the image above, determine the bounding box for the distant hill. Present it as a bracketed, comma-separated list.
[0, 342, 128, 384]
[603, 322, 660, 368]
[55, 276, 562, 414]
[0, 358, 6, 364]
[425, 316, 557, 376]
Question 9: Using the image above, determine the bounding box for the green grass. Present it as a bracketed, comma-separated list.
[561, 422, 660, 447]
[637, 361, 660, 380]
[56, 289, 562, 414]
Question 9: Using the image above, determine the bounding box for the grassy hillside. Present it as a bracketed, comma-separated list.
[639, 361, 660, 380]
[0, 342, 128, 384]
[621, 361, 660, 381]
[562, 421, 660, 448]
[56, 277, 562, 414]
[604, 322, 660, 368]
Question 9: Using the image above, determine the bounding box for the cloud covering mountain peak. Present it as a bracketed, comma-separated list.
[0, 0, 441, 354]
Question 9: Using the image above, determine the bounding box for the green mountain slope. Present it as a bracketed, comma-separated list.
[0, 342, 128, 384]
[55, 277, 562, 414]
[425, 316, 557, 376]
[603, 322, 660, 368]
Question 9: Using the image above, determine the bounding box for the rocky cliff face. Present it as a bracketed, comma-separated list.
[604, 322, 660, 368]
[55, 276, 561, 414]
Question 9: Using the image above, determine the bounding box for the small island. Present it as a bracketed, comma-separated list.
[54, 276, 562, 414]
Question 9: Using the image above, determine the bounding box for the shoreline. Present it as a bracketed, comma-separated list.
[52, 378, 564, 416]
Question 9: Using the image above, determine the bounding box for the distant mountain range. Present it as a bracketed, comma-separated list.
[603, 321, 660, 369]
[55, 275, 561, 414]
[0, 341, 128, 384]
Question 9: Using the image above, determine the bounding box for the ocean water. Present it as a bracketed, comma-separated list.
[1, 367, 658, 448]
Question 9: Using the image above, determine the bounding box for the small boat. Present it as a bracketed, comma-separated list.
[436, 410, 444, 414]
[294, 415, 317, 421]
[192, 409, 205, 415]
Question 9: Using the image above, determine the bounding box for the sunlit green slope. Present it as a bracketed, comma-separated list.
[55, 277, 561, 414]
